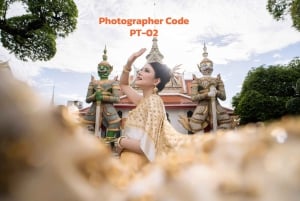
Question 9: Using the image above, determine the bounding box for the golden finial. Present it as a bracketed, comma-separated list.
[197, 42, 213, 71]
[102, 45, 108, 61]
[98, 45, 112, 70]
[202, 42, 208, 58]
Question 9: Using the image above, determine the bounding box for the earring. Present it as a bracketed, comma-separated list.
[153, 86, 158, 94]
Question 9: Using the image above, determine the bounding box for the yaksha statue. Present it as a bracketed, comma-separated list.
[83, 46, 121, 139]
[180, 44, 233, 133]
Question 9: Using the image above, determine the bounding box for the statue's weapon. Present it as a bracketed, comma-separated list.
[94, 85, 102, 137]
[210, 85, 218, 132]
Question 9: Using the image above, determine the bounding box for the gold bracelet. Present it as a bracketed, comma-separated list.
[123, 65, 131, 73]
[123, 69, 130, 73]
[117, 136, 127, 149]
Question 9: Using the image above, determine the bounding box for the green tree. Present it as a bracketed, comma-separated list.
[267, 0, 300, 32]
[0, 0, 78, 61]
[286, 78, 300, 115]
[232, 57, 300, 125]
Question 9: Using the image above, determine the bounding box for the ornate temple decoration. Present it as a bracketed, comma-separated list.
[146, 37, 164, 63]
[98, 45, 112, 69]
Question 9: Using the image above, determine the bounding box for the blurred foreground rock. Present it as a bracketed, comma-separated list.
[0, 73, 299, 201]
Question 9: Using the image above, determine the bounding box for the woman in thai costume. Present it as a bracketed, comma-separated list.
[116, 48, 168, 171]
[116, 48, 202, 174]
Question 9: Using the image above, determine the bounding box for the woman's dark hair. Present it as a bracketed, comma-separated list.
[149, 62, 171, 92]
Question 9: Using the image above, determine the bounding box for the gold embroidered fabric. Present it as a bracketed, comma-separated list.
[124, 94, 165, 161]
[123, 94, 205, 161]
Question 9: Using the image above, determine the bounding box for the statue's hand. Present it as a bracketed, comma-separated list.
[208, 91, 216, 97]
[95, 91, 103, 101]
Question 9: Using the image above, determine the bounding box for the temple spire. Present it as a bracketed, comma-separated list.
[202, 42, 208, 58]
[146, 37, 164, 63]
[50, 84, 55, 106]
[199, 42, 213, 70]
[146, 1, 163, 63]
[102, 45, 108, 61]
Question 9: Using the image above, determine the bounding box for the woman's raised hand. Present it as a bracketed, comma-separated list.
[126, 48, 147, 67]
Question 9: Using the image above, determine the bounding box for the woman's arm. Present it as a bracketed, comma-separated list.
[116, 137, 144, 155]
[120, 48, 147, 105]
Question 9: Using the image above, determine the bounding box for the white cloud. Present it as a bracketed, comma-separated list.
[4, 0, 299, 75]
[273, 53, 281, 58]
[21, 0, 293, 73]
[273, 59, 291, 65]
[1, 0, 300, 108]
[6, 1, 27, 17]
[0, 46, 41, 83]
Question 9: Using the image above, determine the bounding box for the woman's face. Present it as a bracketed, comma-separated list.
[135, 63, 158, 89]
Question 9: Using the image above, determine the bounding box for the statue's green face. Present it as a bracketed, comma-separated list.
[98, 64, 111, 79]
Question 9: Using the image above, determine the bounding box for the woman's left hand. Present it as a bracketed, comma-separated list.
[114, 137, 126, 155]
[115, 145, 123, 155]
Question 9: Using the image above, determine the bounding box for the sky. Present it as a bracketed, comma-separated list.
[1, 0, 300, 109]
